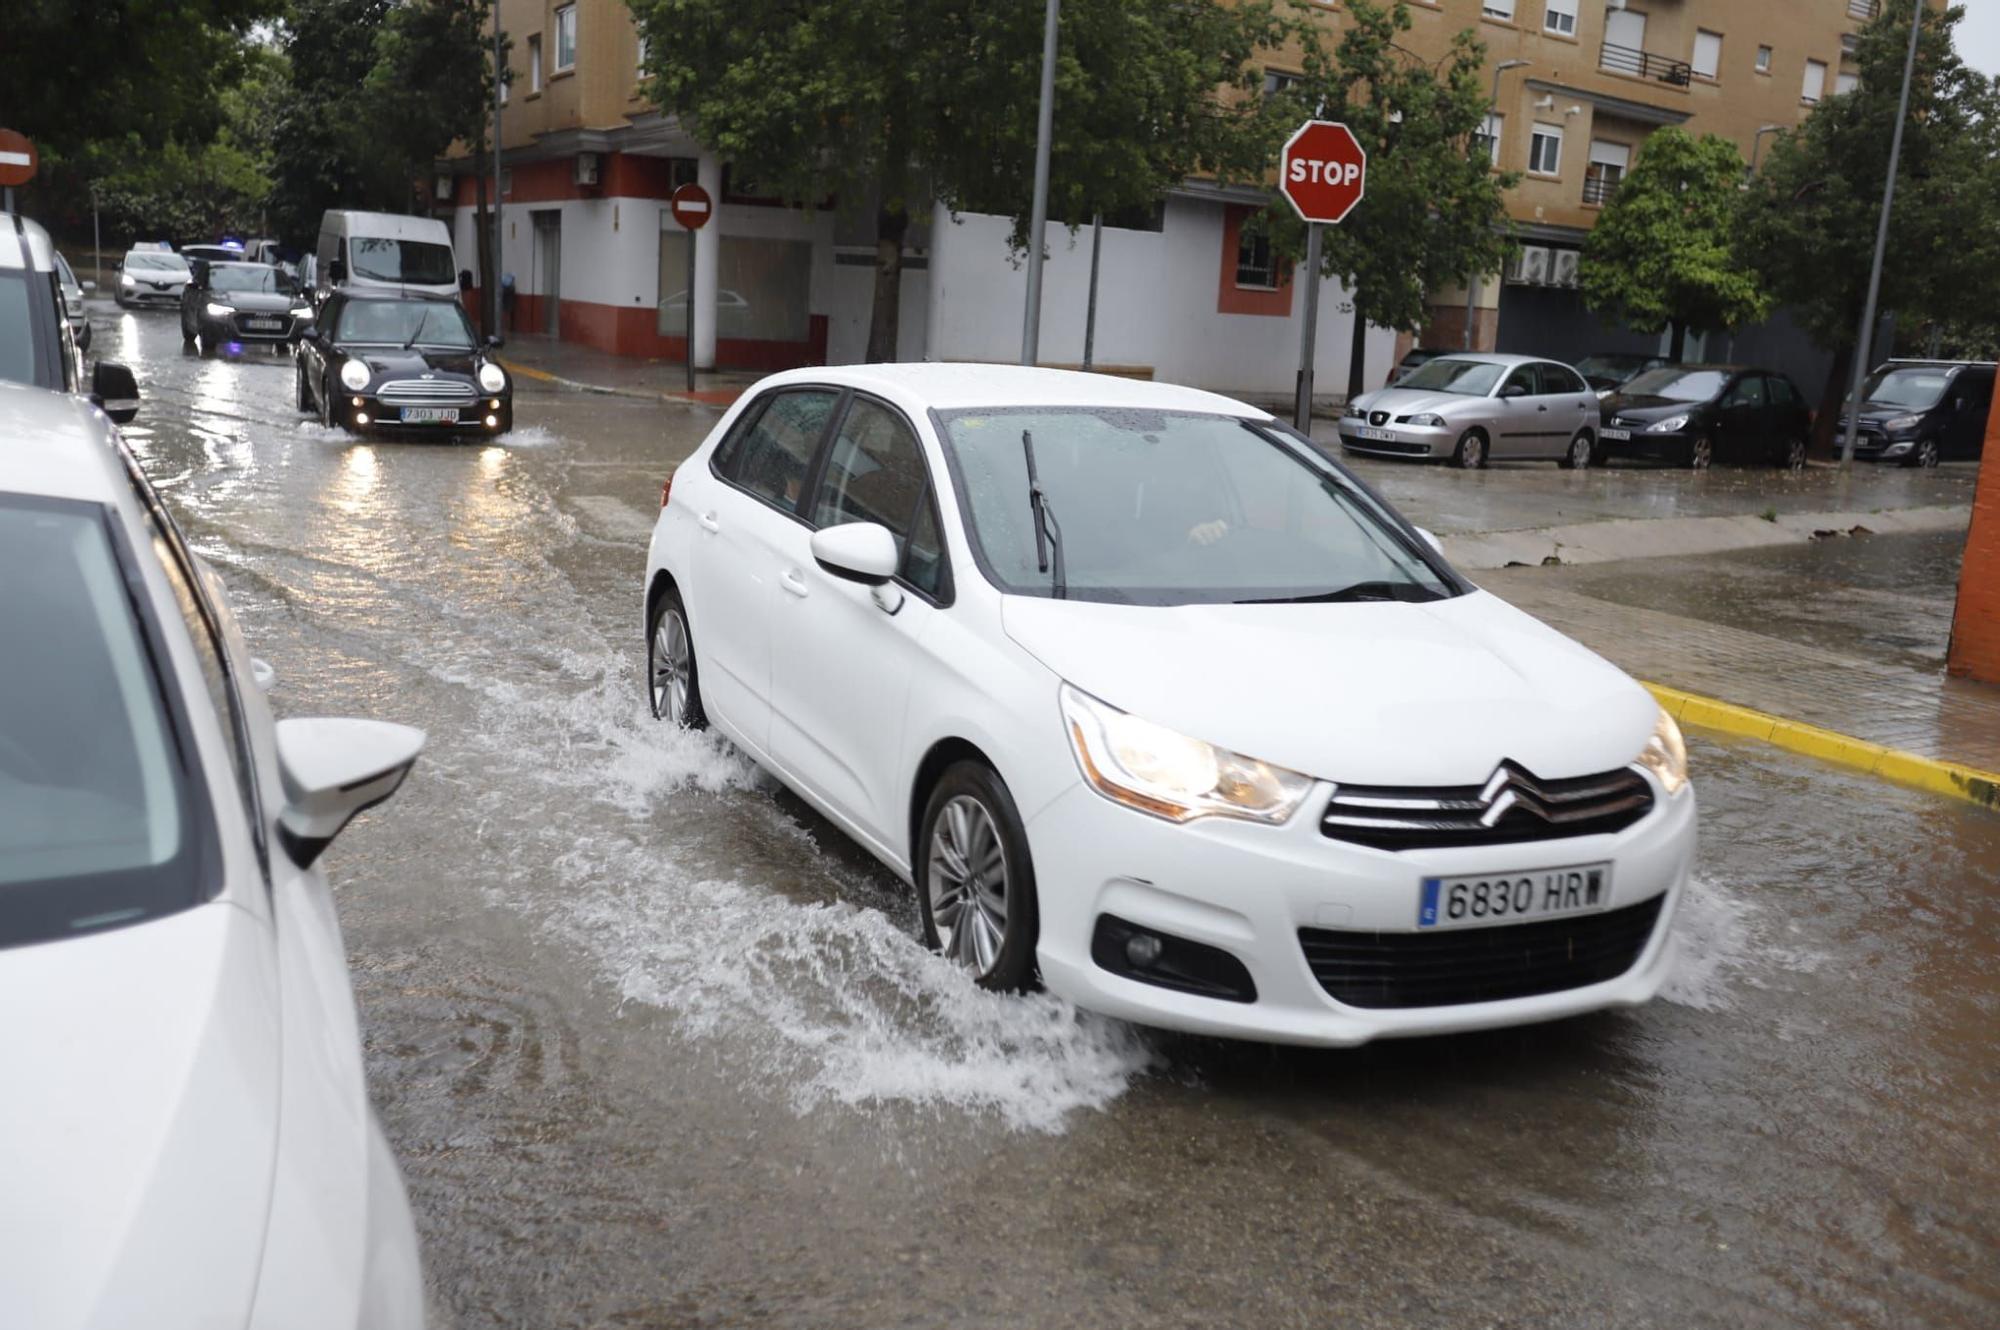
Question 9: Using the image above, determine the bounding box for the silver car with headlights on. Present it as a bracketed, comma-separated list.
[1339, 353, 1601, 470]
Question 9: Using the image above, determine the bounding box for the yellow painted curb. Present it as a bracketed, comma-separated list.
[1643, 682, 2000, 811]
[496, 358, 558, 383]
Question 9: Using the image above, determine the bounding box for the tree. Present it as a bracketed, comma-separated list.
[1740, 3, 2000, 448]
[628, 0, 1310, 361]
[1255, 0, 1518, 382]
[1578, 128, 1769, 362]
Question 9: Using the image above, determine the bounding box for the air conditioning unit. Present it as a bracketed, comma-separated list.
[574, 153, 600, 187]
[1506, 245, 1551, 285]
[1551, 249, 1581, 288]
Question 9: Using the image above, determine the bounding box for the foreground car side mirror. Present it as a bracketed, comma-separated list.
[274, 717, 425, 868]
[811, 522, 899, 587]
[90, 361, 140, 424]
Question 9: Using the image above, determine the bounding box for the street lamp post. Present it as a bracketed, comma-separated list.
[1747, 123, 1783, 179]
[1464, 59, 1529, 351]
[1021, 0, 1059, 366]
[1840, 0, 1925, 470]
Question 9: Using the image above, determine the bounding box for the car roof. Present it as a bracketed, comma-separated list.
[0, 212, 57, 273]
[747, 363, 1276, 418]
[323, 210, 452, 241]
[1409, 352, 1544, 367]
[0, 381, 130, 505]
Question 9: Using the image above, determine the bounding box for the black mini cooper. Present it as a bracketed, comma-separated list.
[295, 292, 512, 436]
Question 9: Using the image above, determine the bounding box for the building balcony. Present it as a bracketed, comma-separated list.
[1581, 175, 1620, 207]
[1848, 0, 1880, 20]
[1599, 40, 1693, 87]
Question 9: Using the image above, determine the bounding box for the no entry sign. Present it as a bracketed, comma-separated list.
[669, 183, 713, 231]
[0, 129, 37, 188]
[1280, 121, 1367, 226]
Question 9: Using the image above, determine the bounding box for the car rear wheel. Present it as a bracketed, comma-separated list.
[1558, 430, 1592, 470]
[646, 588, 706, 729]
[1685, 436, 1712, 470]
[1451, 429, 1486, 470]
[1777, 436, 1807, 471]
[295, 360, 314, 413]
[916, 762, 1039, 991]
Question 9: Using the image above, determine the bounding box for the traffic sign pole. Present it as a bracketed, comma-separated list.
[1294, 223, 1322, 433]
[1278, 121, 1366, 434]
[669, 183, 714, 394]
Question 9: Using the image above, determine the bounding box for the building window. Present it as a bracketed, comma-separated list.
[1528, 123, 1563, 176]
[1475, 112, 1503, 165]
[1235, 226, 1280, 290]
[1583, 140, 1630, 205]
[1756, 45, 1773, 73]
[1263, 69, 1301, 99]
[528, 34, 542, 93]
[1482, 0, 1516, 20]
[554, 4, 577, 72]
[637, 36, 648, 70]
[1692, 30, 1722, 80]
[1543, 0, 1577, 37]
[1802, 58, 1827, 103]
[1835, 70, 1859, 95]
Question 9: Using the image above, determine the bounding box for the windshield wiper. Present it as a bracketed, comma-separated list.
[403, 308, 435, 350]
[1235, 581, 1441, 605]
[1021, 429, 1066, 599]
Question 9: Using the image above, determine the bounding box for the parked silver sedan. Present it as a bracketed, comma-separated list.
[1339, 353, 1601, 469]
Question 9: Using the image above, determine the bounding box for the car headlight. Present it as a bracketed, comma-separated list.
[1342, 401, 1366, 419]
[204, 301, 233, 317]
[1060, 684, 1314, 824]
[477, 361, 506, 393]
[339, 357, 371, 391]
[119, 273, 135, 286]
[290, 303, 312, 317]
[1880, 414, 1920, 433]
[1636, 709, 1689, 796]
[1407, 412, 1446, 427]
[1646, 414, 1691, 434]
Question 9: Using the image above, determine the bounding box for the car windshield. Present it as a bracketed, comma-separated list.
[1622, 368, 1729, 401]
[1574, 354, 1648, 378]
[349, 237, 456, 285]
[209, 265, 291, 294]
[939, 407, 1456, 606]
[0, 496, 206, 948]
[125, 253, 189, 273]
[1396, 358, 1505, 395]
[333, 299, 476, 348]
[1862, 368, 1951, 411]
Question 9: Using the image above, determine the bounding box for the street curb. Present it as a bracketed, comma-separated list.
[496, 357, 719, 407]
[1643, 681, 2000, 811]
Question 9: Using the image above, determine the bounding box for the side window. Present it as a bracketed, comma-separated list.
[1766, 376, 1798, 408]
[1534, 363, 1574, 395]
[1502, 365, 1537, 397]
[1723, 376, 1765, 408]
[725, 389, 837, 512]
[812, 398, 929, 535]
[902, 492, 945, 598]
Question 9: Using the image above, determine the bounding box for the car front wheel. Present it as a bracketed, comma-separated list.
[916, 762, 1039, 991]
[646, 588, 706, 729]
[1905, 439, 1940, 469]
[1451, 429, 1486, 470]
[1776, 436, 1807, 471]
[1686, 436, 1712, 470]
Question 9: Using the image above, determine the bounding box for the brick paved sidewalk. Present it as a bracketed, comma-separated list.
[1483, 569, 2000, 776]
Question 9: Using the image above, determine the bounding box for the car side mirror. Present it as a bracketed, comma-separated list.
[89, 361, 140, 424]
[1499, 384, 1526, 399]
[486, 333, 502, 347]
[328, 258, 347, 283]
[274, 717, 424, 868]
[1414, 526, 1446, 557]
[811, 522, 899, 587]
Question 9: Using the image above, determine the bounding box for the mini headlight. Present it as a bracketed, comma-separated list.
[1408, 412, 1446, 427]
[1636, 709, 1689, 796]
[204, 301, 232, 318]
[1646, 414, 1691, 434]
[1881, 414, 1920, 433]
[339, 357, 371, 391]
[1060, 684, 1314, 824]
[478, 361, 507, 393]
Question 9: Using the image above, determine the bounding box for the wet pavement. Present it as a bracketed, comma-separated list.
[91, 303, 2000, 1328]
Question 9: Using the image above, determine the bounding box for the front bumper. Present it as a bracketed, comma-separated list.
[1597, 427, 1693, 461]
[1028, 773, 1696, 1046]
[118, 284, 184, 306]
[336, 392, 513, 435]
[1337, 420, 1452, 460]
[201, 309, 311, 343]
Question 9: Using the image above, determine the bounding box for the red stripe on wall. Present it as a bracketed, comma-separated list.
[450, 152, 682, 207]
[493, 293, 827, 371]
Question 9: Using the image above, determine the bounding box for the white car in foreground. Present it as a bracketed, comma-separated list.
[0, 381, 427, 1327]
[643, 365, 1695, 1047]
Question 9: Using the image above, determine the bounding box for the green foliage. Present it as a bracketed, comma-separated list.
[1255, 0, 1519, 334]
[1578, 128, 1769, 352]
[1740, 4, 2000, 349]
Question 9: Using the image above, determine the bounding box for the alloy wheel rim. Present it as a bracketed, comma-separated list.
[1693, 439, 1711, 469]
[1571, 436, 1590, 467]
[927, 795, 1008, 976]
[1465, 436, 1483, 467]
[1789, 439, 1805, 469]
[1920, 441, 1938, 467]
[650, 610, 690, 723]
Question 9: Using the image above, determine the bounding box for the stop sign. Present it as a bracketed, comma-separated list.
[0, 129, 37, 189]
[1280, 121, 1366, 225]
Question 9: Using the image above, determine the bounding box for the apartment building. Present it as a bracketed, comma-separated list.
[440, 0, 1883, 394]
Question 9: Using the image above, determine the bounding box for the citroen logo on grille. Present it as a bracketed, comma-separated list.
[1474, 763, 1560, 827]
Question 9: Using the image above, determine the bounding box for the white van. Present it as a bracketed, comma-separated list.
[315, 210, 458, 302]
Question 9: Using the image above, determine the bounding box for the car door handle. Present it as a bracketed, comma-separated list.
[780, 568, 810, 598]
[697, 511, 720, 533]
[1537, 404, 1549, 412]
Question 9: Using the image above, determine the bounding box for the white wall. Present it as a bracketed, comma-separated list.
[925, 198, 1397, 399]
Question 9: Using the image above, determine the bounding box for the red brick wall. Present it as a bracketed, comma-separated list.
[1947, 386, 2000, 682]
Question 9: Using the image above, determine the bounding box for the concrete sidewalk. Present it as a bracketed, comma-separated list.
[495, 334, 759, 406]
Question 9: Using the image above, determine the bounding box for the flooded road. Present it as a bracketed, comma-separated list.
[95, 305, 2000, 1329]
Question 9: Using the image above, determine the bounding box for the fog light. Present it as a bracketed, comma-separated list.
[354, 411, 370, 425]
[1124, 934, 1164, 967]
[488, 398, 500, 410]
[484, 413, 499, 427]
[352, 396, 364, 407]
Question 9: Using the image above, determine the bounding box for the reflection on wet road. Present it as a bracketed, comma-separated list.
[96, 305, 1999, 1328]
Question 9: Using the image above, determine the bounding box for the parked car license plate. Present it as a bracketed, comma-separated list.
[1599, 427, 1631, 441]
[1418, 862, 1612, 930]
[244, 318, 283, 331]
[400, 407, 459, 424]
[1353, 426, 1397, 442]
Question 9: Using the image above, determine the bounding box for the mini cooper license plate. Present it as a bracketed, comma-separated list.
[1599, 427, 1631, 441]
[1418, 862, 1612, 930]
[1353, 426, 1397, 442]
[400, 407, 459, 424]
[244, 318, 283, 331]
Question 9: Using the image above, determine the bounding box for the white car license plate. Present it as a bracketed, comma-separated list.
[1599, 427, 1631, 441]
[400, 407, 459, 424]
[244, 318, 283, 331]
[1354, 426, 1397, 442]
[1418, 862, 1612, 930]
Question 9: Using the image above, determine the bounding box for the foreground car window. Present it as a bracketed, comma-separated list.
[0, 497, 210, 947]
[1396, 358, 1504, 395]
[1623, 368, 1729, 401]
[940, 408, 1455, 606]
[332, 300, 476, 348]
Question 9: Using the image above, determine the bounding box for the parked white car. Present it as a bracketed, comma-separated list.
[642, 365, 1695, 1047]
[0, 381, 427, 1328]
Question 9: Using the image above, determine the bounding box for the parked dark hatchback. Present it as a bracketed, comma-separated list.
[1597, 365, 1812, 470]
[1835, 360, 1995, 467]
[295, 292, 511, 435]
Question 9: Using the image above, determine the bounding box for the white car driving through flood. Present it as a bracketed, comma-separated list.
[642, 365, 1694, 1046]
